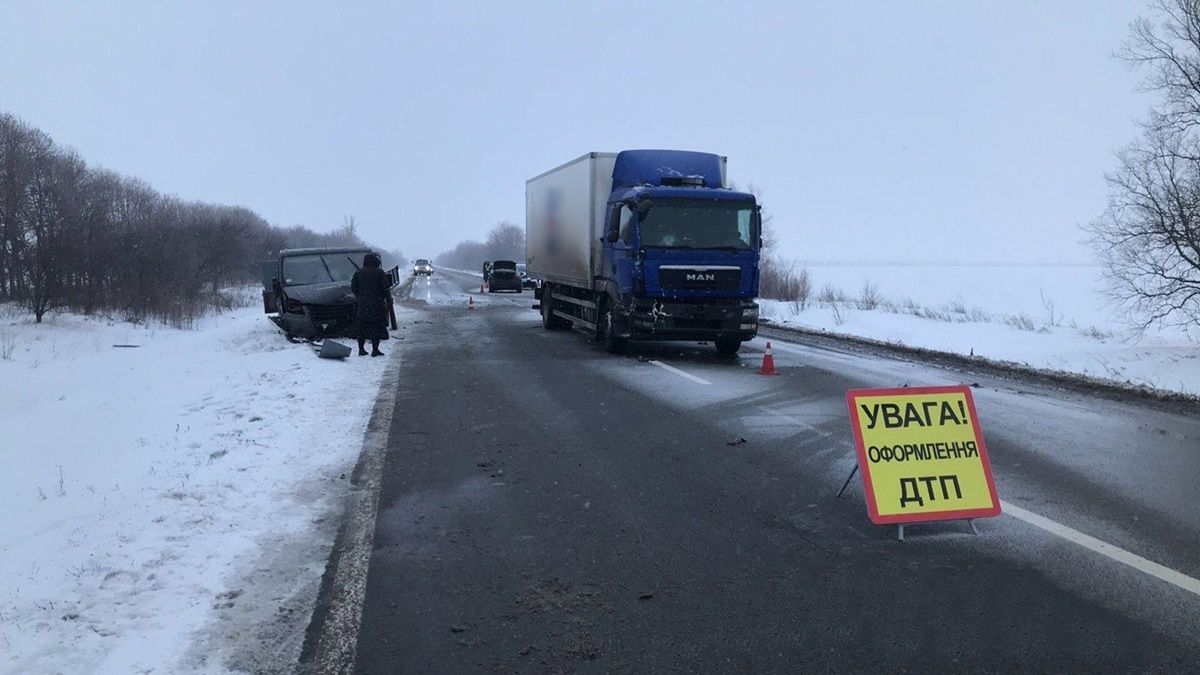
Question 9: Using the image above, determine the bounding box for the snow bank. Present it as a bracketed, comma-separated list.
[0, 303, 398, 673]
[796, 263, 1111, 327]
[760, 274, 1200, 397]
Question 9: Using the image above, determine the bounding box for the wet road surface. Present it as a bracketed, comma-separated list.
[346, 270, 1200, 672]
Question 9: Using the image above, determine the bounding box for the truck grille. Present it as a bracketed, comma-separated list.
[658, 266, 741, 291]
[671, 317, 727, 330]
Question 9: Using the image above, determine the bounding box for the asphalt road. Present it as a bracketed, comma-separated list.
[345, 269, 1200, 672]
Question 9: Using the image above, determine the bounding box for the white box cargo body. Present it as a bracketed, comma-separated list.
[526, 152, 617, 290]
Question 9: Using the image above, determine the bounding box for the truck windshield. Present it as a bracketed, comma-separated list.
[282, 254, 363, 286]
[637, 199, 756, 250]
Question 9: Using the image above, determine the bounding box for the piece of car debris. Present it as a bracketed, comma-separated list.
[726, 437, 748, 446]
[314, 340, 352, 359]
[638, 591, 654, 600]
[112, 344, 140, 348]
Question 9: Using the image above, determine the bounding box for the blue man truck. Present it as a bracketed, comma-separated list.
[527, 149, 761, 354]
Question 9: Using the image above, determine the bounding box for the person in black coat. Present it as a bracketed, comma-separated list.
[351, 253, 391, 357]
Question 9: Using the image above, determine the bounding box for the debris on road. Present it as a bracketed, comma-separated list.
[313, 339, 353, 359]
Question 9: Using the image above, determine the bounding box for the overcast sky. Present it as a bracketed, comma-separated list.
[0, 1, 1152, 263]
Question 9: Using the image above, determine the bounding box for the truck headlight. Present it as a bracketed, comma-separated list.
[742, 306, 759, 320]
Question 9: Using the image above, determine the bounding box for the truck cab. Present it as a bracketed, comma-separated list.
[600, 179, 760, 353]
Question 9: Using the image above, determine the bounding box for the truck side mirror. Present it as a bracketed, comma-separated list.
[635, 199, 653, 218]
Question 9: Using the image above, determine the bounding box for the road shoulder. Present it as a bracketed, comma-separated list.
[297, 342, 405, 674]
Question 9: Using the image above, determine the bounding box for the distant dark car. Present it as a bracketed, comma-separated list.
[413, 258, 434, 276]
[487, 260, 522, 293]
[261, 247, 399, 340]
[516, 262, 536, 289]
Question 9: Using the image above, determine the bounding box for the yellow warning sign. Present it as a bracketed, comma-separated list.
[846, 385, 1001, 525]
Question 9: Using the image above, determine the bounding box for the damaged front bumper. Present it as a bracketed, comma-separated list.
[615, 298, 758, 342]
[272, 302, 359, 340]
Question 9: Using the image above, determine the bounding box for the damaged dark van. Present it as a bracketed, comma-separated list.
[261, 247, 399, 340]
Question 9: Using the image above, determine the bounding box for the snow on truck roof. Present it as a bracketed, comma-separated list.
[611, 149, 725, 190]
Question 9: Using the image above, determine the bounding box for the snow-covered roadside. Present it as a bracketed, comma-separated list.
[759, 299, 1200, 397]
[0, 303, 406, 673]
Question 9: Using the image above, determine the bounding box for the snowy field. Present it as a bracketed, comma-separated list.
[761, 264, 1200, 396]
[0, 299, 403, 673]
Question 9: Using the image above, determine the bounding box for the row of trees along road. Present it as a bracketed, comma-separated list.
[436, 221, 525, 271]
[0, 112, 399, 326]
[1092, 0, 1200, 327]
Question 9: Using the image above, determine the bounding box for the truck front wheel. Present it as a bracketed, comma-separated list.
[599, 309, 629, 354]
[714, 338, 742, 356]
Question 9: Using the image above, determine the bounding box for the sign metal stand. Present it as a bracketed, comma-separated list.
[835, 463, 858, 498]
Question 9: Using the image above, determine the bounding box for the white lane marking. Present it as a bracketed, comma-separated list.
[649, 360, 712, 385]
[1001, 500, 1200, 598]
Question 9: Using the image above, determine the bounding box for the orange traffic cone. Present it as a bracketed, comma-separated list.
[468, 295, 476, 311]
[759, 341, 778, 375]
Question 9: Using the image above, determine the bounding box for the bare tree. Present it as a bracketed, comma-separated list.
[744, 184, 803, 303]
[1089, 0, 1200, 327]
[745, 183, 776, 250]
[486, 221, 525, 261]
[0, 113, 36, 301]
[435, 221, 527, 272]
[1123, 1, 1200, 138]
[77, 169, 121, 314]
[435, 239, 488, 270]
[21, 129, 73, 322]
